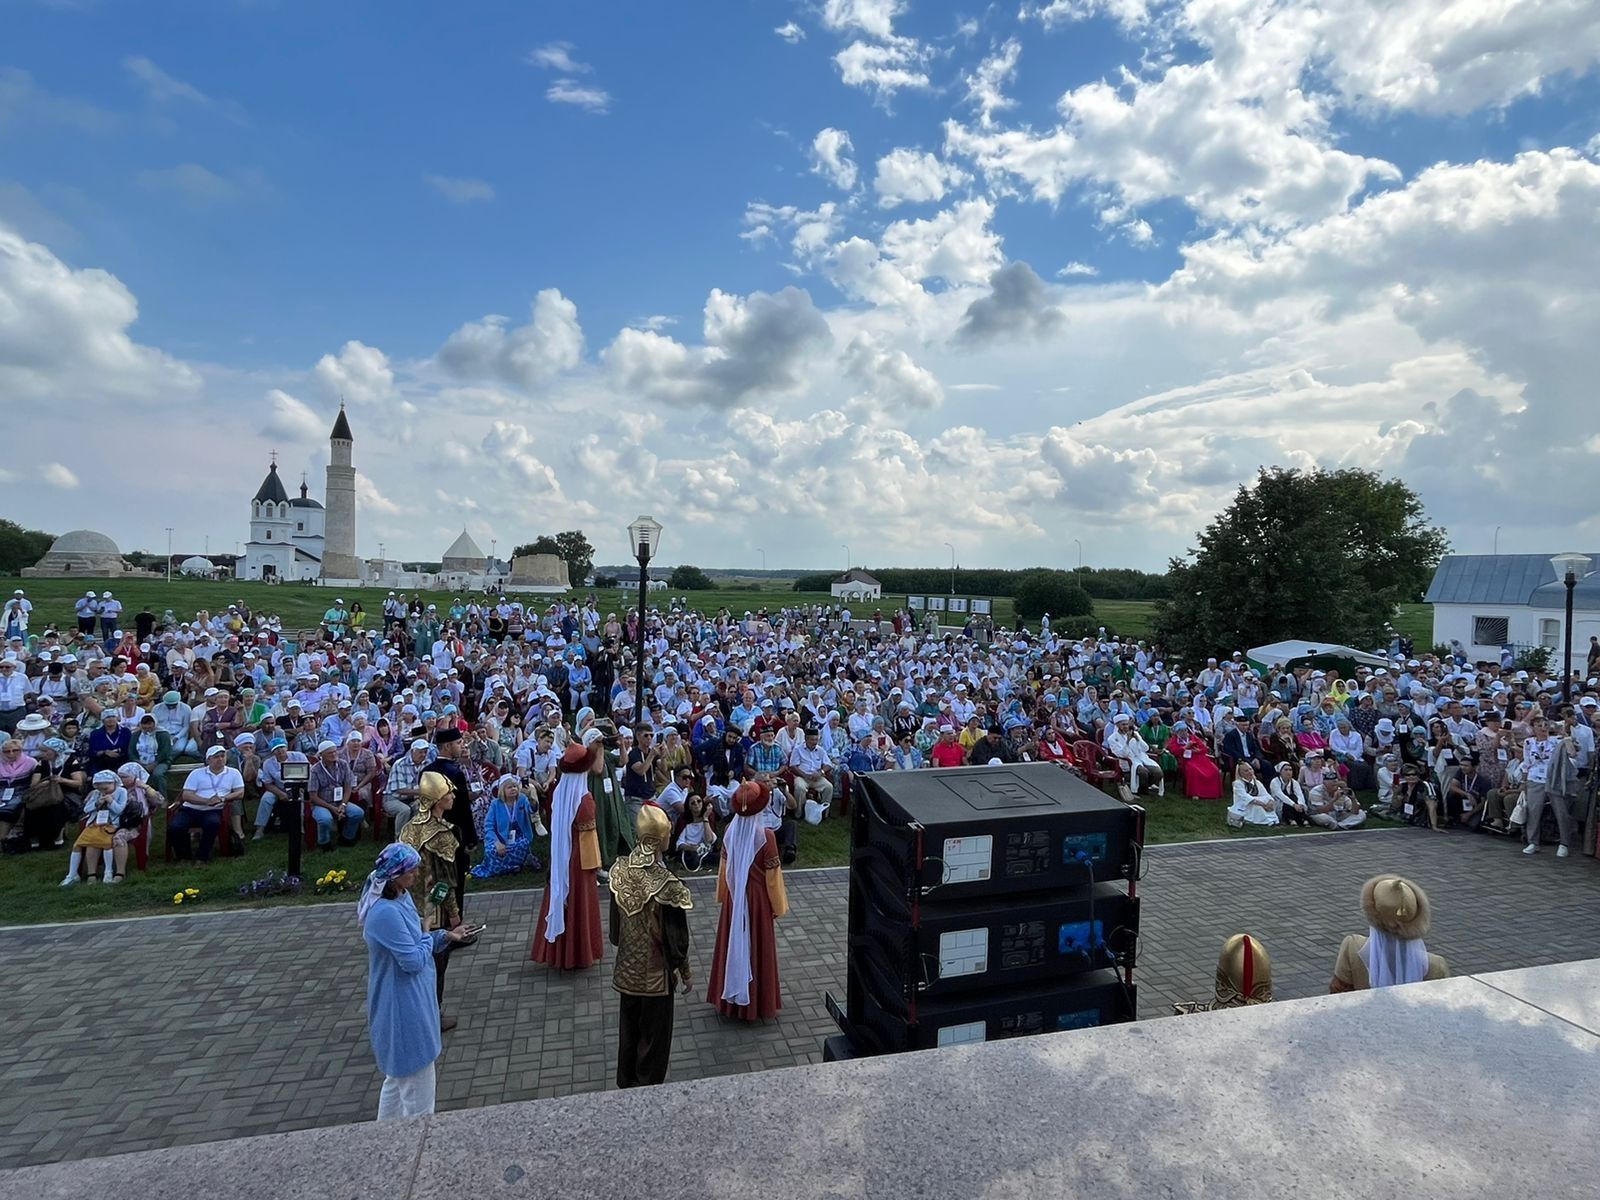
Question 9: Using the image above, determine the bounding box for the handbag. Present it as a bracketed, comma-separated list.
[120, 796, 147, 830]
[1509, 793, 1528, 827]
[23, 776, 64, 812]
[803, 797, 830, 825]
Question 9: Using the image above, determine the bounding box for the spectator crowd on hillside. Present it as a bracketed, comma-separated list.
[1, 584, 1598, 883]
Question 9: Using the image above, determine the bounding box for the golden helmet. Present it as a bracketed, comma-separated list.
[636, 802, 671, 849]
[1212, 933, 1272, 1008]
[417, 770, 455, 809]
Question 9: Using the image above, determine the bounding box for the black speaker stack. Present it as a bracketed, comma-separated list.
[825, 763, 1144, 1059]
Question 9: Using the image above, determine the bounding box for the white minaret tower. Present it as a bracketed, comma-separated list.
[319, 402, 363, 582]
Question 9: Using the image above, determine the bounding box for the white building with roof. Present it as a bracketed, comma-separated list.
[832, 568, 882, 601]
[438, 529, 510, 591]
[1425, 553, 1600, 661]
[240, 460, 326, 582]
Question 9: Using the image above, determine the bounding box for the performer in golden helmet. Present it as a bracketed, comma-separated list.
[401, 770, 465, 1030]
[1173, 934, 1273, 1014]
[608, 802, 693, 1087]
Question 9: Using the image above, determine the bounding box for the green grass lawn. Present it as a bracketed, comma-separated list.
[0, 805, 854, 927]
[2, 574, 1425, 653]
[0, 783, 1365, 926]
[0, 577, 1019, 637]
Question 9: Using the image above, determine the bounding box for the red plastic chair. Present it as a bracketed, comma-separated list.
[1073, 740, 1123, 795]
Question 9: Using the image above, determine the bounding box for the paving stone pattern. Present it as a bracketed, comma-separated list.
[3, 827, 1599, 1170]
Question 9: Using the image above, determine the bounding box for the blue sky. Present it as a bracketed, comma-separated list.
[4, 1, 1600, 569]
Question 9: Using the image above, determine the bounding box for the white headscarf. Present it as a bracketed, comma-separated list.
[542, 766, 588, 943]
[1360, 927, 1431, 987]
[720, 809, 768, 1007]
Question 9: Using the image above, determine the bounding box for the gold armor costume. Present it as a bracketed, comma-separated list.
[607, 804, 693, 1087]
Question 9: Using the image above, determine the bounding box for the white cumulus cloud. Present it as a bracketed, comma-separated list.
[873, 148, 970, 207]
[810, 128, 859, 191]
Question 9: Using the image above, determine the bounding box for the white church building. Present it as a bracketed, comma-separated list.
[241, 405, 362, 584]
[239, 461, 326, 581]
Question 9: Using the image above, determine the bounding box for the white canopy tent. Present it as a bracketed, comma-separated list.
[1246, 640, 1390, 672]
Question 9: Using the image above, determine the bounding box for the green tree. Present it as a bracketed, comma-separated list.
[1152, 467, 1448, 663]
[1013, 570, 1094, 621]
[0, 519, 52, 575]
[554, 530, 595, 585]
[669, 564, 714, 590]
[510, 535, 562, 560]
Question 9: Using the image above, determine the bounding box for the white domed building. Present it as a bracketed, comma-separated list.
[23, 529, 132, 577]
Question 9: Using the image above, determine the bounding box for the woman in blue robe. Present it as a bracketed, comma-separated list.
[470, 775, 541, 879]
[360, 842, 470, 1120]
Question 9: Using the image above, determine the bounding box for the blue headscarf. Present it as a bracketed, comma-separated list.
[356, 842, 422, 929]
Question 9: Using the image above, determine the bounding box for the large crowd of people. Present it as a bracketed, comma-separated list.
[2, 588, 1598, 879]
[2, 583, 1592, 1114]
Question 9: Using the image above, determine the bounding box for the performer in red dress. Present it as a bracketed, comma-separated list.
[531, 741, 604, 970]
[706, 780, 789, 1021]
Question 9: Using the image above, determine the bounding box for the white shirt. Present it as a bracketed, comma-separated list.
[0, 673, 27, 709]
[185, 764, 244, 807]
[1524, 735, 1556, 784]
[789, 743, 828, 776]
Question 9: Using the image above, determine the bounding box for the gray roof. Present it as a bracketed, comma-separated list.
[252, 463, 289, 505]
[1426, 554, 1600, 607]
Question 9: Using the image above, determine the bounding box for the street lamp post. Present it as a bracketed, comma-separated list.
[1551, 553, 1592, 703]
[165, 528, 173, 583]
[842, 545, 850, 574]
[1073, 538, 1083, 571]
[943, 541, 955, 595]
[628, 515, 664, 727]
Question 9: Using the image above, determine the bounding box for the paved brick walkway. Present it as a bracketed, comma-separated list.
[3, 827, 1599, 1170]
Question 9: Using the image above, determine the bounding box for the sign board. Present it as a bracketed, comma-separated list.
[904, 594, 995, 619]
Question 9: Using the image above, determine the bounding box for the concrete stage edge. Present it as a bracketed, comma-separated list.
[6, 958, 1598, 1198]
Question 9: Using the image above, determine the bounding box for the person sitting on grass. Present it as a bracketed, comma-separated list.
[1270, 761, 1311, 826]
[60, 769, 125, 886]
[1308, 775, 1367, 830]
[471, 775, 540, 879]
[1227, 762, 1278, 828]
